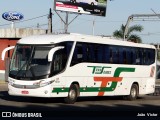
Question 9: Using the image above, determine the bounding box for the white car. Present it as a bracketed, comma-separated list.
[70, 0, 98, 6]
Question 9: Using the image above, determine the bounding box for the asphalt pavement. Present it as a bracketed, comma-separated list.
[0, 83, 160, 119]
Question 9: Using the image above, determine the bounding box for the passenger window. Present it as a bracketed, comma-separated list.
[71, 43, 83, 66]
[139, 49, 143, 65]
[70, 42, 155, 66]
[104, 46, 110, 63]
[87, 44, 95, 62]
[126, 48, 131, 64]
[131, 48, 136, 64]
[109, 48, 113, 63]
[94, 45, 103, 63]
[112, 47, 119, 64]
[150, 49, 155, 64]
[50, 42, 73, 76]
[123, 50, 127, 64]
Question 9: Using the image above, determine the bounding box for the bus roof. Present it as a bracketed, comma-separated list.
[17, 33, 155, 49]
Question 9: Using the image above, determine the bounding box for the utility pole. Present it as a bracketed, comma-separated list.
[64, 12, 69, 33]
[151, 8, 160, 19]
[92, 16, 95, 35]
[124, 14, 160, 41]
[55, 11, 80, 34]
[48, 8, 52, 34]
[11, 21, 15, 29]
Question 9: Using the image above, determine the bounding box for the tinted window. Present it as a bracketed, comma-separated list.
[70, 42, 155, 66]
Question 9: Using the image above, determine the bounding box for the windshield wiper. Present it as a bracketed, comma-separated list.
[15, 47, 35, 79]
[15, 60, 28, 79]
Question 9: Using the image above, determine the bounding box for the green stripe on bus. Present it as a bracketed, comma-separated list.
[79, 87, 114, 92]
[52, 88, 69, 92]
[109, 67, 136, 91]
[114, 67, 135, 77]
[52, 87, 115, 93]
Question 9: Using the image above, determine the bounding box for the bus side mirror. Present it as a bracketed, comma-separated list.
[1, 46, 15, 60]
[1, 46, 15, 82]
[48, 46, 64, 62]
[5, 58, 10, 82]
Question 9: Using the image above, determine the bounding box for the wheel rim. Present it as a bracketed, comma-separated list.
[69, 89, 76, 100]
[131, 88, 137, 98]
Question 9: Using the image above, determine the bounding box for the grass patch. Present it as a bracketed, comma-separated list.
[98, 0, 107, 4]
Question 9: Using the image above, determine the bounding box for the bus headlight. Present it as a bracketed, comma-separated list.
[8, 79, 15, 85]
[39, 81, 50, 87]
[33, 80, 55, 87]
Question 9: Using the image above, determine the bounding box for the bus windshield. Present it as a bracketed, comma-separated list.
[9, 42, 73, 80]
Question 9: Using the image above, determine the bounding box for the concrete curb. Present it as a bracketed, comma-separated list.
[156, 80, 160, 85]
[0, 80, 6, 84]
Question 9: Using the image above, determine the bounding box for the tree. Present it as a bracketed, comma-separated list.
[113, 24, 143, 43]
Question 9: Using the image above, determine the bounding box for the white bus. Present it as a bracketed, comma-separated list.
[2, 33, 156, 104]
[71, 0, 98, 6]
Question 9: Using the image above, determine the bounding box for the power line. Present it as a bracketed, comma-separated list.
[0, 23, 11, 27]
[0, 14, 49, 27]
[16, 14, 48, 23]
[23, 23, 48, 29]
[77, 18, 125, 23]
[139, 32, 160, 36]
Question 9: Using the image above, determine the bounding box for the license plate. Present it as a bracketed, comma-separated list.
[21, 90, 29, 94]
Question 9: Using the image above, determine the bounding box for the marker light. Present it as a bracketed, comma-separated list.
[33, 80, 55, 87]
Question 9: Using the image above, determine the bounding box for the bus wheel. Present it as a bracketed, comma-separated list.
[64, 84, 78, 104]
[126, 84, 138, 100]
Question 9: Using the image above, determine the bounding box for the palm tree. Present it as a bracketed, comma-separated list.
[113, 24, 143, 43]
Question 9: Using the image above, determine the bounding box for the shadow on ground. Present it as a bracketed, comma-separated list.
[0, 91, 160, 119]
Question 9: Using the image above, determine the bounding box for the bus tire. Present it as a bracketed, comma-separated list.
[64, 84, 78, 104]
[126, 84, 138, 101]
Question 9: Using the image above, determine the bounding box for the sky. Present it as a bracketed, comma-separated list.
[0, 0, 160, 44]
